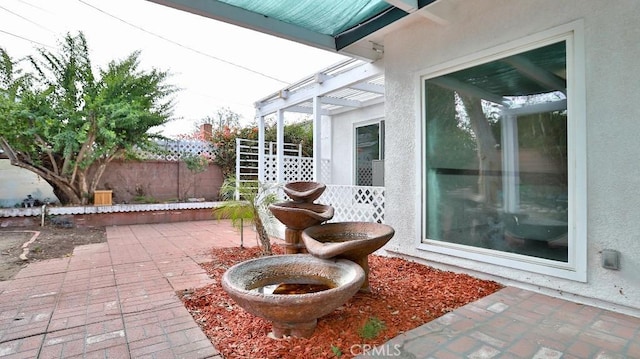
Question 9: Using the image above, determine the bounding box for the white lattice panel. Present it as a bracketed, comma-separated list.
[318, 185, 385, 223]
[357, 166, 373, 186]
[264, 156, 278, 183]
[265, 184, 386, 239]
[139, 139, 213, 161]
[237, 139, 311, 183]
[299, 157, 314, 181]
[263, 155, 314, 183]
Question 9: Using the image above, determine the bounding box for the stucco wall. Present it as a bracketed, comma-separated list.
[383, 0, 640, 315]
[330, 103, 385, 185]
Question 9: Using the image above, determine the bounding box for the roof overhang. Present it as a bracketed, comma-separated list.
[148, 0, 336, 51]
[147, 0, 440, 60]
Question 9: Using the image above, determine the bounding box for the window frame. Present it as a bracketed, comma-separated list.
[353, 118, 385, 186]
[415, 21, 587, 281]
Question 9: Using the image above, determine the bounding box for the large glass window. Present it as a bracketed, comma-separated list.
[423, 41, 570, 263]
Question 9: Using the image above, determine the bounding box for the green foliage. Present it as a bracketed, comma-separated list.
[264, 120, 314, 157]
[213, 177, 279, 255]
[182, 153, 208, 174]
[0, 32, 177, 204]
[132, 195, 158, 204]
[330, 345, 342, 357]
[204, 116, 313, 179]
[210, 125, 258, 179]
[358, 316, 386, 339]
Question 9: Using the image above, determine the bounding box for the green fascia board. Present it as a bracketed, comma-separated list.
[417, 0, 438, 8]
[334, 0, 438, 50]
[148, 0, 336, 51]
[335, 7, 407, 50]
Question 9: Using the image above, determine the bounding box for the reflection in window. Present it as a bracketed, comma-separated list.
[356, 123, 382, 186]
[423, 41, 568, 262]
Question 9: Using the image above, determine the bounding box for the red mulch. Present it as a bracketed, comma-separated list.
[180, 245, 503, 358]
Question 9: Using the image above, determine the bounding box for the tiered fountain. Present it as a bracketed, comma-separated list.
[267, 181, 334, 254]
[221, 181, 395, 338]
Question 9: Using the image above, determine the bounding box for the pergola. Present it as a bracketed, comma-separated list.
[253, 58, 384, 183]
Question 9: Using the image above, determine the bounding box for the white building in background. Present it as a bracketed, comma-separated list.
[153, 0, 640, 317]
[0, 159, 58, 208]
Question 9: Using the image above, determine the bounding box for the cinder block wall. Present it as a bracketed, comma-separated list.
[97, 160, 224, 204]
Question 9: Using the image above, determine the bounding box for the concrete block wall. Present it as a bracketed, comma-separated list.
[97, 160, 224, 204]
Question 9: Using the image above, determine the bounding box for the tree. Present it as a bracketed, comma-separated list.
[0, 32, 177, 204]
[194, 107, 241, 133]
[264, 120, 313, 157]
[181, 153, 209, 199]
[181, 109, 315, 180]
[214, 177, 278, 255]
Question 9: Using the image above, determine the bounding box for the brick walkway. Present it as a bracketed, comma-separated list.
[1, 220, 639, 358]
[359, 287, 640, 359]
[0, 220, 254, 358]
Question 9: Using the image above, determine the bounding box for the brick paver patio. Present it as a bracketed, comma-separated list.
[1, 220, 639, 358]
[0, 220, 253, 358]
[364, 287, 640, 358]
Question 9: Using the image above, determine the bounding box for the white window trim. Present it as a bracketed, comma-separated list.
[414, 20, 587, 282]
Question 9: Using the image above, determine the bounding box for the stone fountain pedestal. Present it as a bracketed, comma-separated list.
[268, 182, 333, 254]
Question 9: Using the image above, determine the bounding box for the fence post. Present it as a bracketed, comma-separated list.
[235, 138, 241, 200]
[258, 117, 265, 182]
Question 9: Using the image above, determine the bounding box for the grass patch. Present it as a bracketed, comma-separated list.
[358, 316, 386, 339]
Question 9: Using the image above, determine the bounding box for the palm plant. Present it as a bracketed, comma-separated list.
[214, 177, 279, 255]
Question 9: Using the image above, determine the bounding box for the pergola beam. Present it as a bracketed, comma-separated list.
[349, 82, 385, 94]
[502, 56, 567, 95]
[320, 96, 363, 108]
[255, 59, 384, 116]
[429, 76, 507, 105]
[328, 96, 385, 116]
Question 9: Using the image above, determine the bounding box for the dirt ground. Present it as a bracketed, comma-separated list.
[0, 226, 106, 281]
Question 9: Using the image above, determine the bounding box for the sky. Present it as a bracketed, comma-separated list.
[0, 0, 349, 137]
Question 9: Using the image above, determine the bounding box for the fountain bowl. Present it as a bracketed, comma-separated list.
[283, 181, 326, 202]
[221, 254, 365, 338]
[301, 222, 395, 261]
[302, 222, 395, 292]
[268, 201, 334, 230]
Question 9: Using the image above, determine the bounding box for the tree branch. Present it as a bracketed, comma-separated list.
[70, 129, 96, 186]
[34, 134, 59, 174]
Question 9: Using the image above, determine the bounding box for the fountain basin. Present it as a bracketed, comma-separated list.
[221, 254, 365, 338]
[302, 222, 395, 292]
[301, 222, 395, 260]
[283, 181, 326, 202]
[268, 201, 334, 230]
